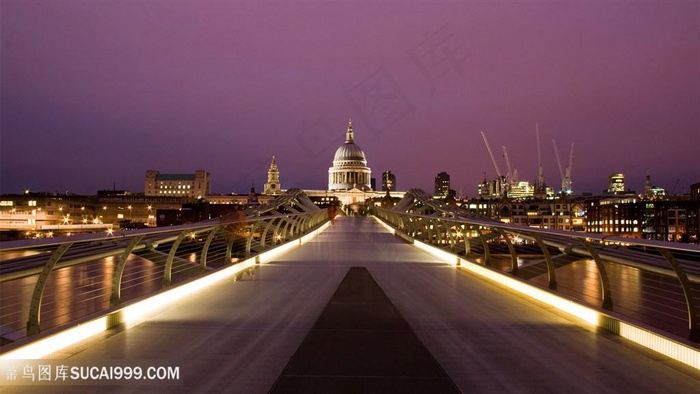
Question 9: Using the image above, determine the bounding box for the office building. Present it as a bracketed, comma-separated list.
[145, 170, 211, 199]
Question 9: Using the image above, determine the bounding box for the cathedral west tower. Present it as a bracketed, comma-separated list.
[263, 155, 281, 195]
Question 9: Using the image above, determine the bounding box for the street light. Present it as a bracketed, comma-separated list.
[147, 205, 153, 226]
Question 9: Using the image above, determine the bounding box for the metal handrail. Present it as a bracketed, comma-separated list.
[0, 190, 330, 342]
[375, 203, 700, 342]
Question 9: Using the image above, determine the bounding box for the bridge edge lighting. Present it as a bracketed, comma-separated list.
[0, 221, 332, 360]
[374, 216, 700, 371]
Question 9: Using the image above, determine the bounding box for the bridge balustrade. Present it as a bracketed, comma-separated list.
[0, 190, 328, 347]
[374, 190, 700, 342]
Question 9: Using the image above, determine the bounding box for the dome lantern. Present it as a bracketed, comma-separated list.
[346, 118, 354, 143]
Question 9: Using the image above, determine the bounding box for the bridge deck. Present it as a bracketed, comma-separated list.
[16, 217, 700, 392]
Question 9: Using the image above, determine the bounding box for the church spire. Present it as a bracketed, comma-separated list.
[345, 118, 354, 143]
[263, 155, 281, 195]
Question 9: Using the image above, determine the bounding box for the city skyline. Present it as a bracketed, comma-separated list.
[2, 2, 699, 196]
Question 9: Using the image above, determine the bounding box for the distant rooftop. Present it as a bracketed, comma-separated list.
[155, 174, 196, 181]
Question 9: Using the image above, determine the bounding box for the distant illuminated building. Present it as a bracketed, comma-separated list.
[382, 171, 396, 191]
[649, 186, 667, 197]
[145, 170, 211, 199]
[644, 171, 652, 197]
[263, 156, 281, 195]
[507, 181, 536, 199]
[643, 171, 666, 199]
[478, 175, 507, 199]
[434, 172, 450, 199]
[692, 182, 700, 201]
[328, 119, 372, 191]
[607, 173, 625, 194]
[493, 200, 586, 231]
[0, 192, 186, 235]
[586, 197, 642, 238]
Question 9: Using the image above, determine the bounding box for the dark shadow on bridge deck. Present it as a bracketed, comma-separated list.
[269, 267, 459, 393]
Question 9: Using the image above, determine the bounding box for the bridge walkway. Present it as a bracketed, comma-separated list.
[10, 217, 700, 393]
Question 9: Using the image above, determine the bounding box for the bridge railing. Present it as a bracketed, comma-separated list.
[374, 205, 700, 342]
[0, 190, 329, 347]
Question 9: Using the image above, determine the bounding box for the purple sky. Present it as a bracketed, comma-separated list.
[2, 1, 699, 196]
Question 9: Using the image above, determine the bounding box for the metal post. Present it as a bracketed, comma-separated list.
[225, 235, 235, 263]
[259, 219, 276, 250]
[532, 233, 557, 290]
[111, 235, 145, 306]
[658, 248, 700, 341]
[579, 238, 613, 310]
[245, 222, 260, 258]
[27, 242, 73, 336]
[463, 226, 472, 256]
[272, 218, 285, 244]
[200, 226, 221, 273]
[282, 219, 292, 241]
[478, 231, 491, 267]
[163, 230, 190, 287]
[496, 229, 518, 276]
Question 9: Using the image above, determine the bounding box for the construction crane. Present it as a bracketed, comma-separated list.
[481, 131, 509, 198]
[502, 146, 513, 183]
[535, 124, 546, 192]
[481, 131, 502, 178]
[566, 143, 574, 194]
[671, 178, 681, 195]
[552, 139, 574, 195]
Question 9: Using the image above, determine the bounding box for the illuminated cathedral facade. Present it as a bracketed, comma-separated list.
[328, 119, 372, 192]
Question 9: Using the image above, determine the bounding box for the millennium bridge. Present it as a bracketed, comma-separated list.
[1, 189, 699, 392]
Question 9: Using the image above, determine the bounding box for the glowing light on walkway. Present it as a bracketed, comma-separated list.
[375, 216, 700, 371]
[0, 221, 332, 360]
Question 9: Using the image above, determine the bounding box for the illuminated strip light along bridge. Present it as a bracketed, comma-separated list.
[0, 189, 327, 341]
[376, 189, 700, 341]
[0, 189, 699, 391]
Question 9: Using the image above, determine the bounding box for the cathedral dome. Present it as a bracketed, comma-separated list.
[328, 119, 372, 191]
[332, 118, 367, 165]
[333, 142, 366, 163]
